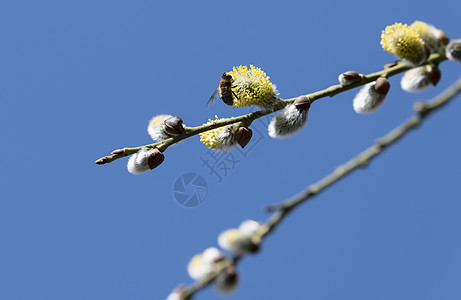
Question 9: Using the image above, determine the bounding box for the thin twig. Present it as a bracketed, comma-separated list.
[177, 76, 461, 300]
[96, 53, 446, 165]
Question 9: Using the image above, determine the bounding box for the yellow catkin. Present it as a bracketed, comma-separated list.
[199, 116, 234, 149]
[411, 21, 442, 54]
[227, 65, 278, 108]
[381, 23, 427, 65]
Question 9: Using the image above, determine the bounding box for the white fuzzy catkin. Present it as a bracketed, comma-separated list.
[352, 82, 387, 114]
[166, 290, 181, 300]
[187, 247, 223, 281]
[126, 147, 151, 175]
[202, 247, 224, 264]
[267, 104, 308, 138]
[446, 39, 461, 62]
[147, 114, 172, 142]
[401, 66, 432, 92]
[187, 254, 209, 281]
[218, 229, 254, 256]
[216, 126, 237, 150]
[338, 74, 353, 85]
[238, 220, 263, 237]
[338, 71, 362, 86]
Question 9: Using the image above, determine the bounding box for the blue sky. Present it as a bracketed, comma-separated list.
[1, 1, 460, 299]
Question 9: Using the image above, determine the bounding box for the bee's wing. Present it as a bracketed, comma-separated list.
[206, 88, 220, 109]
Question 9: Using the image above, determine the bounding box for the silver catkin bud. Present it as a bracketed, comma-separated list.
[214, 266, 239, 295]
[338, 71, 363, 86]
[127, 148, 164, 175]
[353, 78, 390, 114]
[215, 125, 237, 150]
[267, 102, 309, 139]
[147, 115, 173, 142]
[293, 95, 311, 110]
[163, 116, 184, 136]
[401, 65, 441, 92]
[446, 39, 461, 62]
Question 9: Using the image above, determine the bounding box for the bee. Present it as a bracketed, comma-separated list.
[207, 73, 237, 108]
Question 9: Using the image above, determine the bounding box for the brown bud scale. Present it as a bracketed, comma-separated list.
[249, 242, 260, 253]
[383, 60, 400, 69]
[235, 127, 253, 149]
[435, 30, 449, 46]
[341, 71, 363, 83]
[164, 116, 184, 135]
[293, 95, 311, 111]
[111, 148, 126, 156]
[374, 77, 390, 95]
[147, 149, 165, 170]
[430, 66, 441, 86]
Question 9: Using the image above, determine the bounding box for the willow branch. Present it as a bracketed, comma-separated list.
[177, 76, 461, 300]
[264, 76, 461, 215]
[95, 53, 446, 165]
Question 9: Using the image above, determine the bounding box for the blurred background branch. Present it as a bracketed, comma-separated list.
[174, 76, 461, 300]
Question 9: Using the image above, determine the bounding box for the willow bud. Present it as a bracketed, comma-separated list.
[166, 286, 190, 300]
[111, 148, 126, 156]
[374, 77, 391, 95]
[127, 147, 164, 175]
[218, 219, 263, 256]
[238, 219, 264, 237]
[235, 127, 252, 148]
[338, 71, 363, 85]
[293, 95, 311, 110]
[268, 102, 309, 139]
[164, 116, 184, 135]
[214, 266, 239, 295]
[430, 66, 441, 86]
[218, 229, 258, 256]
[187, 247, 225, 281]
[148, 115, 173, 142]
[446, 39, 461, 62]
[435, 29, 449, 46]
[353, 78, 390, 114]
[147, 148, 164, 170]
[401, 66, 440, 92]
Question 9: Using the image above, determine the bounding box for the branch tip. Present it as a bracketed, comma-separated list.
[95, 158, 107, 165]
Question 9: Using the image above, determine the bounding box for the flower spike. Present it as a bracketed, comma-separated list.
[410, 21, 446, 54]
[381, 23, 428, 66]
[228, 65, 280, 109]
[199, 116, 238, 150]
